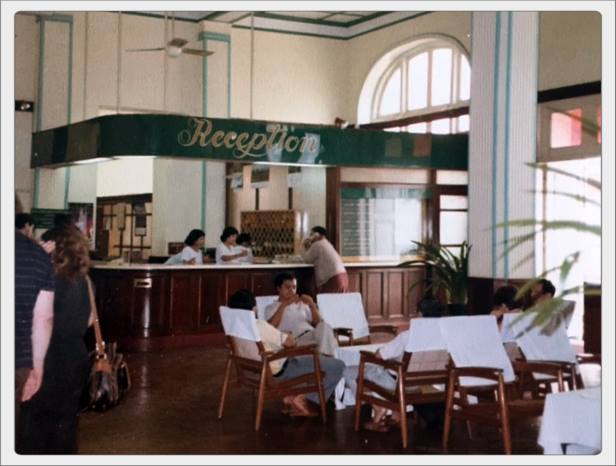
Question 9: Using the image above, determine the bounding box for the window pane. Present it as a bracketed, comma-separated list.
[459, 55, 471, 101]
[408, 52, 428, 110]
[378, 67, 401, 116]
[440, 195, 468, 210]
[550, 108, 582, 148]
[431, 48, 453, 106]
[430, 118, 450, 134]
[457, 114, 470, 132]
[440, 211, 467, 245]
[407, 122, 427, 133]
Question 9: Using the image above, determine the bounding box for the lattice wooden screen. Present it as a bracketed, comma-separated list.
[241, 210, 303, 257]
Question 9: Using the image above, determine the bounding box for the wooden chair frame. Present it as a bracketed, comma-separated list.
[353, 350, 449, 448]
[218, 338, 327, 431]
[442, 360, 569, 454]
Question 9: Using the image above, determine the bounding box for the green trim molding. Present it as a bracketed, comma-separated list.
[31, 114, 468, 170]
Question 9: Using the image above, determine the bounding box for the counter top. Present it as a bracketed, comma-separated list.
[91, 261, 405, 270]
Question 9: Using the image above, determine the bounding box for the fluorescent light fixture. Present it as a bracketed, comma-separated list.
[112, 155, 157, 160]
[251, 161, 330, 169]
[73, 157, 113, 165]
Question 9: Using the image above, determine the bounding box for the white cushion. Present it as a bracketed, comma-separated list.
[219, 306, 261, 341]
[317, 292, 370, 340]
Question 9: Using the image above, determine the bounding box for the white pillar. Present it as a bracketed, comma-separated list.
[468, 12, 539, 279]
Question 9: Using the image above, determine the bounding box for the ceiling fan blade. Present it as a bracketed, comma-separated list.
[126, 47, 166, 52]
[168, 37, 188, 48]
[182, 48, 214, 57]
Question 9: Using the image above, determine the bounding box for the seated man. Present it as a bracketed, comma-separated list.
[264, 272, 338, 357]
[228, 289, 345, 417]
[343, 299, 445, 432]
[529, 278, 556, 306]
[489, 285, 522, 329]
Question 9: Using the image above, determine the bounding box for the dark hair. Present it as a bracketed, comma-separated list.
[311, 226, 327, 237]
[418, 296, 443, 318]
[220, 226, 239, 242]
[228, 289, 257, 311]
[52, 226, 90, 281]
[493, 285, 520, 310]
[236, 233, 251, 246]
[184, 229, 206, 246]
[16, 213, 34, 229]
[538, 279, 556, 297]
[54, 213, 73, 228]
[274, 271, 296, 289]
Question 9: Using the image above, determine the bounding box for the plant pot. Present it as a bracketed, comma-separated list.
[447, 303, 468, 316]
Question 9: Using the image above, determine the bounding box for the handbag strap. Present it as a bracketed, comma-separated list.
[86, 275, 106, 359]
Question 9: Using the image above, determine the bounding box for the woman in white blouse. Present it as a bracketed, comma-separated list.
[180, 229, 206, 265]
[215, 226, 248, 264]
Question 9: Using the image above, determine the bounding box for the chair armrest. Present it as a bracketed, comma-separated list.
[333, 327, 354, 337]
[368, 324, 398, 335]
[265, 344, 318, 362]
[451, 366, 504, 382]
[513, 360, 573, 377]
[577, 353, 601, 365]
[359, 351, 403, 371]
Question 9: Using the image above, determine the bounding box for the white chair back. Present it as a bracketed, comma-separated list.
[317, 292, 370, 340]
[255, 295, 278, 320]
[500, 312, 522, 343]
[219, 306, 261, 342]
[507, 311, 577, 364]
[439, 315, 515, 386]
[405, 317, 446, 352]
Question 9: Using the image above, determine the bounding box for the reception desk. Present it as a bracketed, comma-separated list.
[90, 262, 425, 351]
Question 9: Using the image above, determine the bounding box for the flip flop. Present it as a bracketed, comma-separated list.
[288, 408, 319, 417]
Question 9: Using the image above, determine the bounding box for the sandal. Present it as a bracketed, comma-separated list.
[363, 420, 391, 433]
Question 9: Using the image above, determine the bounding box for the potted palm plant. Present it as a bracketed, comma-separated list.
[399, 241, 471, 316]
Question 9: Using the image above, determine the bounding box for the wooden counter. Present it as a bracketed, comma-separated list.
[90, 262, 425, 351]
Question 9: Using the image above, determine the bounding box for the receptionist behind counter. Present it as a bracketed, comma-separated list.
[165, 229, 206, 265]
[215, 226, 249, 264]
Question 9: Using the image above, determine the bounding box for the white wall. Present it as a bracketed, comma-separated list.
[96, 158, 154, 197]
[14, 12, 37, 209]
[538, 11, 602, 90]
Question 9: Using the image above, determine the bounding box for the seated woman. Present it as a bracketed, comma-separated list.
[228, 289, 345, 417]
[235, 233, 254, 264]
[215, 227, 248, 264]
[264, 272, 338, 356]
[176, 229, 206, 265]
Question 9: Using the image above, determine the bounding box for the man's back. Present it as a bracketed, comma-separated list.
[15, 231, 55, 369]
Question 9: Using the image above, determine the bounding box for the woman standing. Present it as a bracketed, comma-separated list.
[180, 229, 206, 265]
[20, 226, 93, 453]
[215, 226, 248, 264]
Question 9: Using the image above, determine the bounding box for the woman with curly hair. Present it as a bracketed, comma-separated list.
[20, 226, 93, 454]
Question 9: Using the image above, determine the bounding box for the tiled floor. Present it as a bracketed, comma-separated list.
[77, 345, 543, 455]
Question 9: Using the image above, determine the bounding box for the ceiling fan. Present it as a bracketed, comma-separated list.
[126, 13, 213, 58]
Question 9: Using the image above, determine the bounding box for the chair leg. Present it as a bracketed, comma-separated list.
[313, 354, 327, 423]
[397, 367, 408, 449]
[354, 358, 366, 432]
[460, 388, 474, 440]
[217, 358, 232, 419]
[497, 376, 512, 454]
[442, 370, 456, 451]
[254, 363, 268, 431]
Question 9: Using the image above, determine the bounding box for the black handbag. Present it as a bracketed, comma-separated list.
[83, 277, 131, 412]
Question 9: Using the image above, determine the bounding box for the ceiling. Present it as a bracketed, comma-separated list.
[139, 11, 427, 39]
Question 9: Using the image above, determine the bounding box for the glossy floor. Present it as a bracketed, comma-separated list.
[77, 345, 542, 455]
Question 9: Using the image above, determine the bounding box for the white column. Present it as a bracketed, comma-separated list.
[468, 12, 539, 279]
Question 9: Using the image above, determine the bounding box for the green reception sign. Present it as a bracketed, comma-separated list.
[31, 114, 468, 169]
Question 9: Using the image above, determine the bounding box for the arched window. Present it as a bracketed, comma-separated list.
[358, 36, 470, 133]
